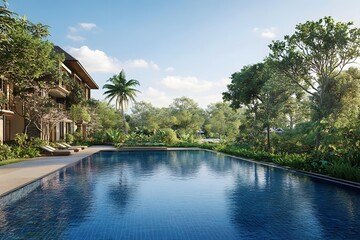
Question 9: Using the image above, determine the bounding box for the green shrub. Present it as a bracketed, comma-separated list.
[14, 133, 28, 148]
[159, 128, 178, 145]
[326, 162, 360, 182]
[28, 137, 46, 147]
[273, 153, 311, 170]
[73, 131, 83, 142]
[0, 144, 14, 161]
[13, 146, 40, 159]
[24, 147, 40, 158]
[65, 133, 74, 143]
[89, 131, 108, 144]
[106, 129, 125, 144]
[177, 131, 197, 143]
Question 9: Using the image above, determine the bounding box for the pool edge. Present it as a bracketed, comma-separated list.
[1, 147, 359, 203]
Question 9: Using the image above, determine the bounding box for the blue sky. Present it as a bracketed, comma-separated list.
[8, 0, 360, 108]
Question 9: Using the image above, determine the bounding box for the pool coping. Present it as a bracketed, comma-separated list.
[0, 146, 359, 201]
[203, 148, 360, 189]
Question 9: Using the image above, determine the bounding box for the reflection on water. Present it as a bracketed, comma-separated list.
[0, 150, 359, 239]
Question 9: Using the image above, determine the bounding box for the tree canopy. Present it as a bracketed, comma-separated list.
[269, 16, 360, 149]
[223, 62, 292, 150]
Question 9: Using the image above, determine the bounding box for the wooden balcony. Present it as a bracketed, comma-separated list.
[0, 93, 14, 117]
[48, 84, 70, 98]
[0, 109, 14, 117]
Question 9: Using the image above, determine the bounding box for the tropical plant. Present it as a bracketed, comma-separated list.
[0, 144, 14, 161]
[103, 70, 140, 134]
[14, 133, 28, 147]
[106, 129, 124, 143]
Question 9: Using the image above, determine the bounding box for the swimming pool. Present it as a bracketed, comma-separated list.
[0, 150, 359, 239]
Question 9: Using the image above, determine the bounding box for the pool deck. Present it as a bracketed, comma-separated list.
[0, 145, 115, 197]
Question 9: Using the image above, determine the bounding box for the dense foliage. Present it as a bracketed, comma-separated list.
[0, 1, 78, 141]
[0, 133, 43, 161]
[221, 16, 360, 182]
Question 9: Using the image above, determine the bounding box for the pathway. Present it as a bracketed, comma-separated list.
[0, 145, 115, 197]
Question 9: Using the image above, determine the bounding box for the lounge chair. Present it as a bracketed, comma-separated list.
[63, 143, 88, 150]
[39, 146, 73, 156]
[56, 143, 81, 152]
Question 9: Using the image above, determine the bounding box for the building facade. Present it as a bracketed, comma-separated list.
[0, 46, 98, 143]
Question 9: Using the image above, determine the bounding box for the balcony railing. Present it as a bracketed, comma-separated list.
[0, 91, 14, 117]
[48, 81, 70, 98]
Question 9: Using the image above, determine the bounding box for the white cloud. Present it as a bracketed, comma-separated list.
[138, 87, 172, 107]
[79, 23, 97, 30]
[194, 93, 225, 108]
[150, 62, 160, 70]
[162, 76, 214, 92]
[135, 77, 231, 108]
[124, 59, 159, 70]
[68, 26, 78, 33]
[68, 46, 122, 73]
[261, 30, 276, 39]
[165, 67, 175, 72]
[217, 77, 231, 87]
[67, 23, 97, 42]
[66, 34, 85, 42]
[68, 46, 161, 73]
[252, 27, 277, 39]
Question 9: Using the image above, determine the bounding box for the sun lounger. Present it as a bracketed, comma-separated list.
[56, 143, 81, 152]
[63, 143, 88, 150]
[39, 146, 73, 156]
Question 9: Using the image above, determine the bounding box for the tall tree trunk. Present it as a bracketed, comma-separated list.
[121, 102, 127, 135]
[266, 124, 271, 152]
[289, 115, 294, 129]
[315, 120, 321, 151]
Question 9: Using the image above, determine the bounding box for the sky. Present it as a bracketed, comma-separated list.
[8, 0, 360, 109]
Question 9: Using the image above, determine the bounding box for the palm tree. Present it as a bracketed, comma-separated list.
[103, 70, 140, 134]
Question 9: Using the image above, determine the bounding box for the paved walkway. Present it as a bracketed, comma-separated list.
[0, 145, 115, 197]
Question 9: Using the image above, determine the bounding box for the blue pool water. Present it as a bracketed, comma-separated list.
[0, 150, 359, 239]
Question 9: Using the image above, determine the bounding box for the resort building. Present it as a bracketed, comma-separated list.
[0, 46, 98, 143]
[0, 79, 14, 143]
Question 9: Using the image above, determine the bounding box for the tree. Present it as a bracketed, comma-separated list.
[223, 62, 291, 151]
[168, 97, 205, 136]
[87, 99, 121, 133]
[1, 17, 63, 96]
[320, 67, 360, 151]
[280, 95, 311, 129]
[70, 104, 91, 129]
[129, 101, 160, 131]
[204, 102, 241, 141]
[103, 70, 140, 135]
[0, 1, 14, 56]
[269, 16, 360, 150]
[65, 74, 86, 108]
[21, 93, 68, 141]
[0, 8, 64, 139]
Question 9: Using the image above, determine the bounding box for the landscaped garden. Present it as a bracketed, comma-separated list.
[0, 1, 360, 184]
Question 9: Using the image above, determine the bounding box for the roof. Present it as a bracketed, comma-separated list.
[54, 46, 99, 89]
